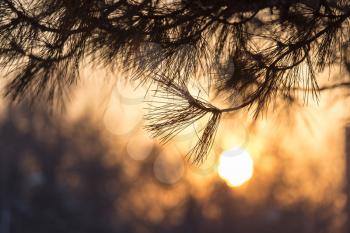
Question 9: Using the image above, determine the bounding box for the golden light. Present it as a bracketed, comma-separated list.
[217, 147, 254, 187]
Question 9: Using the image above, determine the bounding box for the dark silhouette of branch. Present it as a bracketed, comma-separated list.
[319, 82, 350, 91]
[0, 0, 350, 161]
[145, 76, 222, 163]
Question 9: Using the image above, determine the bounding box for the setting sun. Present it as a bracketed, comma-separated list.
[218, 147, 254, 187]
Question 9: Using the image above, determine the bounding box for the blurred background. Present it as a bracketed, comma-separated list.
[1, 64, 350, 233]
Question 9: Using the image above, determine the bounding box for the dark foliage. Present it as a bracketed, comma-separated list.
[0, 0, 349, 160]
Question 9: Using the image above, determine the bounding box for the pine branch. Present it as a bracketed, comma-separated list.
[145, 77, 221, 163]
[0, 0, 350, 161]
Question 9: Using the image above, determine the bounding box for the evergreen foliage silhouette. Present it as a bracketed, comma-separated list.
[0, 0, 349, 161]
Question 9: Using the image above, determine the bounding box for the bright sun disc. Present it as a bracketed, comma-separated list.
[218, 147, 254, 187]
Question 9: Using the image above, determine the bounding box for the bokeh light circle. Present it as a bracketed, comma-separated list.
[153, 151, 185, 185]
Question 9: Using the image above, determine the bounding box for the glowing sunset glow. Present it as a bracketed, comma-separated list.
[218, 147, 254, 187]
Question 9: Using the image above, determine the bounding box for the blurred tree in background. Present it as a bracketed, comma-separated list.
[0, 0, 349, 160]
[0, 105, 346, 233]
